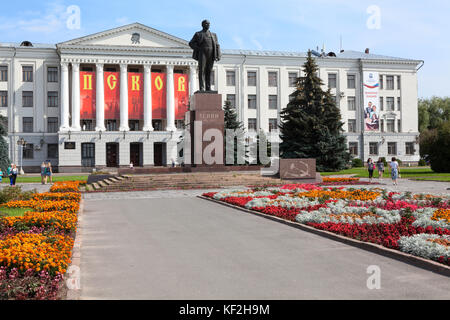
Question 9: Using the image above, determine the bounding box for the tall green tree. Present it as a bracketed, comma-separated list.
[425, 120, 450, 173]
[418, 96, 450, 132]
[223, 100, 246, 165]
[0, 115, 9, 175]
[279, 50, 350, 171]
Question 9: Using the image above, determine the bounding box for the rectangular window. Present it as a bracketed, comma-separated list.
[47, 67, 58, 82]
[81, 143, 95, 167]
[347, 96, 356, 111]
[23, 144, 34, 159]
[210, 70, 215, 86]
[22, 91, 33, 107]
[397, 76, 401, 90]
[348, 119, 356, 133]
[268, 71, 278, 87]
[405, 142, 415, 155]
[247, 71, 257, 86]
[226, 94, 236, 108]
[226, 71, 236, 86]
[347, 74, 356, 89]
[328, 73, 337, 88]
[47, 117, 58, 133]
[176, 120, 184, 130]
[106, 120, 117, 131]
[386, 119, 395, 133]
[248, 95, 257, 109]
[386, 75, 394, 90]
[248, 118, 257, 131]
[397, 97, 401, 111]
[386, 97, 395, 111]
[0, 91, 7, 107]
[388, 142, 397, 155]
[288, 72, 298, 87]
[22, 117, 33, 132]
[269, 118, 278, 132]
[379, 97, 384, 111]
[47, 144, 58, 159]
[128, 120, 140, 131]
[349, 142, 358, 156]
[369, 142, 378, 155]
[397, 119, 401, 133]
[0, 66, 7, 82]
[380, 75, 384, 89]
[269, 95, 278, 110]
[48, 91, 58, 108]
[81, 120, 94, 131]
[22, 66, 33, 82]
[380, 119, 385, 132]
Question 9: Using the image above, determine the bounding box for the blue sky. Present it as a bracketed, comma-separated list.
[0, 0, 449, 98]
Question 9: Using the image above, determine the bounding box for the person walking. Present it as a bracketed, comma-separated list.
[11, 164, 18, 186]
[367, 158, 375, 183]
[47, 162, 53, 184]
[40, 162, 46, 184]
[376, 158, 385, 179]
[7, 163, 13, 186]
[389, 157, 400, 186]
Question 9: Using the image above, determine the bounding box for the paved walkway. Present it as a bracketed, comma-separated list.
[0, 183, 51, 193]
[79, 190, 450, 300]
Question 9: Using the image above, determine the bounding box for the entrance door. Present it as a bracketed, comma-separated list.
[130, 143, 142, 167]
[81, 143, 95, 167]
[106, 143, 119, 167]
[154, 143, 165, 166]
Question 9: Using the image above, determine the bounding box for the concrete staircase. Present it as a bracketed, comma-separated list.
[84, 172, 283, 192]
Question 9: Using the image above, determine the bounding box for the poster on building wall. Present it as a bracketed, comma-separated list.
[363, 71, 380, 131]
[174, 73, 189, 120]
[152, 72, 167, 119]
[80, 71, 96, 119]
[104, 72, 120, 119]
[128, 72, 144, 119]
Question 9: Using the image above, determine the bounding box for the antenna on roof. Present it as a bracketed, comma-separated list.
[339, 35, 342, 52]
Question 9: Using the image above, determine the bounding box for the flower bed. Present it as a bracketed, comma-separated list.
[0, 180, 84, 299]
[203, 185, 450, 266]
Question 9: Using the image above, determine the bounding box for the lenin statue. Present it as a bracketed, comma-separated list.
[189, 20, 221, 92]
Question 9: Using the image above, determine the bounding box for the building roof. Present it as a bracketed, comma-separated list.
[0, 42, 56, 49]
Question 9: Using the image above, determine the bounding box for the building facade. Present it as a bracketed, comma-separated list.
[0, 23, 423, 172]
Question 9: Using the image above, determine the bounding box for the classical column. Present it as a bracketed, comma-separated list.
[59, 62, 70, 132]
[143, 64, 153, 131]
[95, 63, 106, 131]
[119, 63, 129, 131]
[71, 63, 81, 131]
[189, 65, 197, 96]
[166, 65, 176, 131]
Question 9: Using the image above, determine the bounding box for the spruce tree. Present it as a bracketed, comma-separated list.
[223, 100, 246, 165]
[0, 115, 10, 175]
[279, 50, 350, 171]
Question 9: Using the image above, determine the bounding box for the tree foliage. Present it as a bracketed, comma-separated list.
[279, 51, 350, 171]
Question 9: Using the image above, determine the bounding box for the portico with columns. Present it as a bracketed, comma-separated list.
[56, 23, 198, 172]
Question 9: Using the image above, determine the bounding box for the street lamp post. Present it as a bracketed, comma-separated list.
[17, 137, 26, 175]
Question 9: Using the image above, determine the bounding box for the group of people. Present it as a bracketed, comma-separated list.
[367, 157, 400, 185]
[364, 102, 379, 130]
[40, 161, 53, 184]
[0, 164, 19, 186]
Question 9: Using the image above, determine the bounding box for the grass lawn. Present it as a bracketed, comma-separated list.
[320, 167, 450, 180]
[0, 207, 32, 217]
[1, 175, 88, 184]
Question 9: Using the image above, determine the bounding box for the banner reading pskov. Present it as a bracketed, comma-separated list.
[363, 71, 380, 131]
[80, 71, 96, 119]
[104, 72, 120, 119]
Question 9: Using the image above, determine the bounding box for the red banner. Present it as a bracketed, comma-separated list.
[174, 74, 189, 120]
[80, 71, 96, 119]
[152, 72, 167, 119]
[128, 72, 144, 119]
[104, 72, 120, 119]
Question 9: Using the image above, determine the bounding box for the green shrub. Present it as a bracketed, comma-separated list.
[351, 158, 363, 168]
[396, 158, 403, 166]
[0, 186, 37, 204]
[418, 159, 426, 166]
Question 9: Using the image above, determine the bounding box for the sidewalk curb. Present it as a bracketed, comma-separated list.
[65, 198, 84, 300]
[198, 195, 450, 277]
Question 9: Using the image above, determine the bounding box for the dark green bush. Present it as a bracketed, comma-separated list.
[0, 186, 37, 204]
[351, 158, 363, 168]
[418, 159, 426, 166]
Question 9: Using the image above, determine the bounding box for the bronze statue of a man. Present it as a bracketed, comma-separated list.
[189, 20, 221, 92]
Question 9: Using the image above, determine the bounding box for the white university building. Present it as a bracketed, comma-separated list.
[0, 23, 423, 172]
